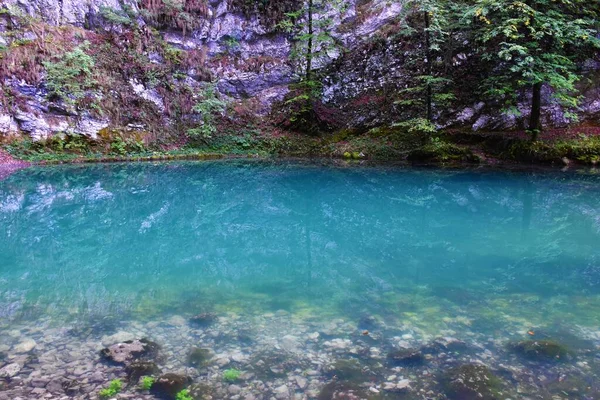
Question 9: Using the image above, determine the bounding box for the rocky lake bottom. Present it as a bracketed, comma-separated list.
[1, 300, 600, 400]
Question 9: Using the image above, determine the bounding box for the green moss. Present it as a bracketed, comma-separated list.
[140, 376, 155, 390]
[175, 389, 194, 400]
[99, 379, 123, 399]
[223, 368, 242, 382]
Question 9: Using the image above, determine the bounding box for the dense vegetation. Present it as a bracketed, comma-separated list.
[0, 0, 599, 165]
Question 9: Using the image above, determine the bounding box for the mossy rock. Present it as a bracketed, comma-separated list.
[151, 373, 191, 398]
[186, 347, 212, 368]
[386, 349, 424, 367]
[188, 383, 214, 400]
[367, 126, 405, 138]
[509, 340, 569, 362]
[547, 376, 600, 399]
[189, 312, 217, 327]
[358, 315, 379, 330]
[325, 359, 364, 381]
[125, 360, 160, 382]
[442, 364, 503, 400]
[317, 381, 368, 400]
[331, 128, 359, 143]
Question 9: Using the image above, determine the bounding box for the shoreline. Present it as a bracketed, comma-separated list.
[0, 150, 598, 174]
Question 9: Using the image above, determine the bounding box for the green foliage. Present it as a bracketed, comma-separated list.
[99, 6, 135, 26]
[187, 84, 227, 141]
[43, 42, 96, 104]
[99, 379, 123, 399]
[395, 0, 458, 123]
[507, 134, 600, 164]
[393, 118, 438, 135]
[164, 45, 185, 65]
[110, 137, 146, 155]
[277, 0, 345, 130]
[175, 389, 194, 400]
[464, 0, 600, 132]
[222, 368, 241, 382]
[140, 376, 155, 390]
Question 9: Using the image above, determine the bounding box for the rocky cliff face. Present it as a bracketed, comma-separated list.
[0, 0, 598, 143]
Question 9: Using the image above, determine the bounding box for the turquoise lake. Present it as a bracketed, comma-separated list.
[0, 161, 599, 399]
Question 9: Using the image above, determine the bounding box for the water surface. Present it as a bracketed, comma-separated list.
[1, 161, 599, 399]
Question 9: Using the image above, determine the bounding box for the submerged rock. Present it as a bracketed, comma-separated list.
[510, 340, 568, 362]
[101, 331, 136, 347]
[0, 363, 21, 378]
[443, 364, 503, 400]
[423, 337, 468, 355]
[189, 312, 217, 327]
[249, 351, 298, 379]
[13, 338, 37, 353]
[151, 373, 191, 398]
[387, 348, 424, 366]
[187, 347, 212, 368]
[357, 315, 378, 330]
[100, 338, 160, 365]
[325, 359, 364, 381]
[317, 381, 367, 400]
[125, 360, 160, 381]
[188, 383, 214, 400]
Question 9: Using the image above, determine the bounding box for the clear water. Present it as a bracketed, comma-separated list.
[1, 161, 600, 399]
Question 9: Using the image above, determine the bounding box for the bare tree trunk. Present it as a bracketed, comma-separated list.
[424, 11, 432, 122]
[528, 82, 542, 141]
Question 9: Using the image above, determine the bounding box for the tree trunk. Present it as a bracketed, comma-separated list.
[306, 0, 313, 82]
[528, 82, 542, 141]
[424, 11, 432, 122]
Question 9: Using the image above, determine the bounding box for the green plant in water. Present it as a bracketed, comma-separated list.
[222, 368, 241, 382]
[99, 379, 123, 399]
[175, 389, 193, 400]
[140, 376, 155, 390]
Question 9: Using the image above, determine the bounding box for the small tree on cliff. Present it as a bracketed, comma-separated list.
[395, 0, 455, 132]
[465, 0, 600, 140]
[278, 0, 345, 134]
